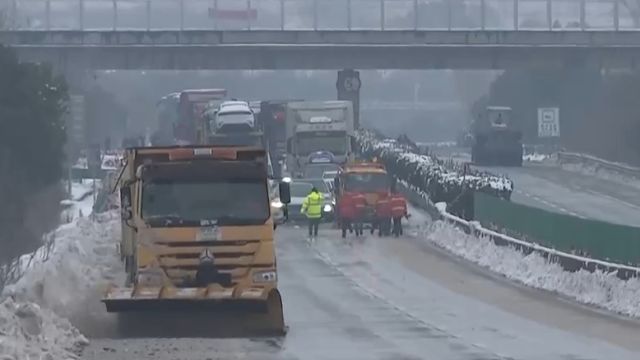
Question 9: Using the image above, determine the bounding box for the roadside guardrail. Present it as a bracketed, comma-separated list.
[557, 152, 640, 180]
[399, 180, 640, 281]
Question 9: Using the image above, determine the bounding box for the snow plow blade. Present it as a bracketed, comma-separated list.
[102, 286, 285, 337]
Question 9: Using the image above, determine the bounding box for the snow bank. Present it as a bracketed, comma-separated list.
[0, 182, 120, 356]
[4, 212, 120, 320]
[523, 153, 550, 163]
[425, 221, 640, 318]
[0, 297, 88, 360]
[60, 180, 99, 223]
[559, 161, 640, 190]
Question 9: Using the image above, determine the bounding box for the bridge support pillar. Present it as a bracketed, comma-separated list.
[337, 69, 361, 129]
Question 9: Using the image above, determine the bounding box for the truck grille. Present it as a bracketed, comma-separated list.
[153, 240, 263, 285]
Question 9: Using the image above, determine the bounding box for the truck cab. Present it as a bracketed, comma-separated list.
[106, 146, 291, 333]
[471, 106, 523, 167]
[285, 100, 356, 177]
[334, 162, 391, 226]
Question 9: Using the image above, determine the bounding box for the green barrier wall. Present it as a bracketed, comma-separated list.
[474, 192, 640, 265]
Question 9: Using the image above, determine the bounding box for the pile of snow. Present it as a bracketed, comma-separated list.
[0, 179, 121, 356]
[523, 153, 550, 163]
[4, 212, 120, 321]
[558, 157, 640, 190]
[0, 297, 88, 360]
[60, 180, 99, 223]
[426, 221, 640, 318]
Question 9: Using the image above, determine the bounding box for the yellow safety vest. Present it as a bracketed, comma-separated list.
[301, 192, 323, 219]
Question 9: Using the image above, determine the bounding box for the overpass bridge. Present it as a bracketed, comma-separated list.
[3, 0, 640, 70]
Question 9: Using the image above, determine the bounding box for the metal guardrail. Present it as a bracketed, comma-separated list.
[557, 151, 640, 179]
[1, 0, 639, 31]
[400, 180, 640, 280]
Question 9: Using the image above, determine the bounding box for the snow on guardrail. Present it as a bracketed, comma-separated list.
[398, 180, 640, 281]
[435, 197, 640, 281]
[557, 152, 640, 180]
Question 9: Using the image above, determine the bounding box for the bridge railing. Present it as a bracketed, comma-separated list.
[1, 0, 638, 31]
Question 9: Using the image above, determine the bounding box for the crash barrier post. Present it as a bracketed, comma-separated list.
[557, 152, 640, 180]
[400, 183, 640, 280]
[473, 192, 640, 268]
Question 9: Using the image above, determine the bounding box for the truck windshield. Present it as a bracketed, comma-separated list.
[142, 179, 269, 226]
[296, 133, 347, 156]
[344, 173, 389, 193]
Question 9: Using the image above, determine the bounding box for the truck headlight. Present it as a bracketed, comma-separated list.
[271, 200, 284, 209]
[136, 268, 165, 287]
[323, 204, 333, 213]
[253, 270, 277, 283]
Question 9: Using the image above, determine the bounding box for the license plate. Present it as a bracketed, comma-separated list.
[196, 227, 219, 241]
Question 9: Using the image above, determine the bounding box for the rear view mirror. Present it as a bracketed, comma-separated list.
[120, 186, 133, 220]
[279, 182, 291, 204]
[286, 138, 292, 153]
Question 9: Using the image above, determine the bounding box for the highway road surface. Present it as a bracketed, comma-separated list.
[478, 163, 640, 227]
[80, 214, 640, 360]
[431, 146, 640, 226]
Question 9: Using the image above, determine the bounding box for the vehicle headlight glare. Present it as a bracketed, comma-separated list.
[271, 200, 284, 209]
[323, 204, 333, 212]
[253, 270, 277, 283]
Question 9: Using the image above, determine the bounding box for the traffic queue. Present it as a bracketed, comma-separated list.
[286, 149, 410, 240]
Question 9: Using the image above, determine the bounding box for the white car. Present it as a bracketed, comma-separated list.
[214, 101, 255, 132]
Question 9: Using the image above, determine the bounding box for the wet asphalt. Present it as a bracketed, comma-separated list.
[80, 215, 640, 360]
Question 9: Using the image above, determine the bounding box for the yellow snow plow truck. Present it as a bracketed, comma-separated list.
[103, 146, 291, 336]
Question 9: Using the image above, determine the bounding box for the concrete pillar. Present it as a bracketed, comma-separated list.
[336, 69, 361, 129]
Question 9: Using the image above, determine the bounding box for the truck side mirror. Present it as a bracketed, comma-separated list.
[350, 136, 357, 151]
[286, 138, 292, 153]
[120, 187, 133, 220]
[279, 182, 291, 204]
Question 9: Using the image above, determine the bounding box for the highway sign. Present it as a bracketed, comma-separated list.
[538, 107, 560, 138]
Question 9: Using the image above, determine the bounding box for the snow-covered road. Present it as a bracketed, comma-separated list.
[4, 184, 640, 360]
[478, 164, 640, 227]
[430, 147, 640, 226]
[0, 181, 112, 360]
[69, 209, 640, 360]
